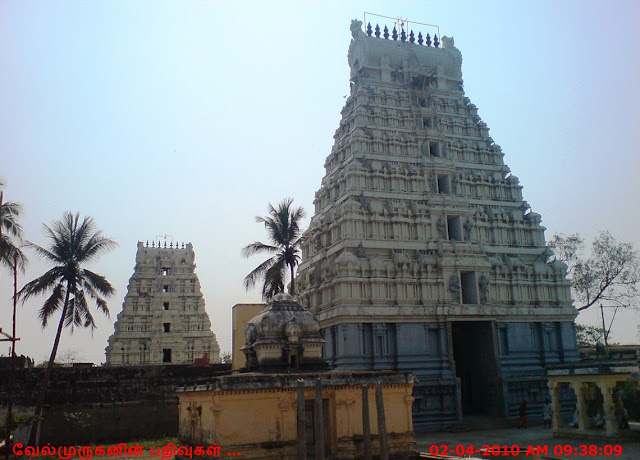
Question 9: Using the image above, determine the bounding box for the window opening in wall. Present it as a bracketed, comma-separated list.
[460, 271, 478, 304]
[499, 328, 509, 355]
[163, 285, 169, 293]
[290, 351, 299, 368]
[163, 349, 172, 363]
[438, 174, 451, 194]
[430, 142, 441, 157]
[447, 216, 463, 241]
[162, 267, 170, 276]
[423, 117, 433, 128]
[376, 335, 384, 356]
[163, 302, 169, 310]
[163, 323, 171, 333]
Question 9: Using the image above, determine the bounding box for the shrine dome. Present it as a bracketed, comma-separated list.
[242, 293, 325, 370]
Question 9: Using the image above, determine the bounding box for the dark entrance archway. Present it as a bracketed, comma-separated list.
[451, 321, 504, 416]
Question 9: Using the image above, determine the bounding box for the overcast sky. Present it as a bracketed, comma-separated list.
[1, 0, 639, 364]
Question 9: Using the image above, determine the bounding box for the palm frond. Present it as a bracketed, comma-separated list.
[0, 236, 28, 272]
[79, 233, 118, 263]
[241, 241, 278, 258]
[92, 296, 110, 319]
[38, 283, 65, 328]
[0, 200, 24, 239]
[82, 269, 116, 297]
[23, 240, 61, 264]
[65, 290, 96, 331]
[20, 267, 64, 302]
[243, 255, 280, 290]
[261, 259, 285, 300]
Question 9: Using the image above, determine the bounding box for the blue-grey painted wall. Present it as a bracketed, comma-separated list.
[321, 320, 579, 430]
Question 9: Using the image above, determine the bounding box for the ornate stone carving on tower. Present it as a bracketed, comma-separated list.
[105, 241, 220, 365]
[296, 19, 579, 429]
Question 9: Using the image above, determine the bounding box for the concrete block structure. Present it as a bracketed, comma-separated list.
[105, 241, 220, 365]
[295, 20, 579, 429]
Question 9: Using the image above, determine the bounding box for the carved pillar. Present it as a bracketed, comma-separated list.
[297, 380, 307, 460]
[314, 378, 325, 460]
[375, 382, 389, 460]
[596, 380, 617, 435]
[210, 399, 224, 446]
[548, 380, 563, 431]
[556, 323, 565, 362]
[569, 382, 589, 432]
[404, 392, 415, 432]
[277, 395, 291, 442]
[362, 385, 372, 460]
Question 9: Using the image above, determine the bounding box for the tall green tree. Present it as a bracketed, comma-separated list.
[19, 212, 116, 445]
[242, 198, 305, 300]
[549, 231, 639, 312]
[549, 231, 639, 349]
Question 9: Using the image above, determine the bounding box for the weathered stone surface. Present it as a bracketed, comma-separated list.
[242, 293, 325, 370]
[105, 241, 220, 365]
[0, 364, 230, 445]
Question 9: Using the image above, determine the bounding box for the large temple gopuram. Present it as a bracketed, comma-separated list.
[295, 19, 580, 430]
[105, 241, 220, 365]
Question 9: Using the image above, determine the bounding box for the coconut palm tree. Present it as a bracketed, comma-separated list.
[1, 182, 27, 457]
[19, 211, 117, 445]
[242, 198, 305, 300]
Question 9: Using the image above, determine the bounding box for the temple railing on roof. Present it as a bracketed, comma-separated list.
[363, 12, 443, 48]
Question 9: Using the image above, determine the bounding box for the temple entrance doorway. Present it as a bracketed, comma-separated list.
[451, 321, 503, 416]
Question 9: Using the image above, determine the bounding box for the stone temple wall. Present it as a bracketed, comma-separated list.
[0, 364, 229, 445]
[295, 20, 579, 430]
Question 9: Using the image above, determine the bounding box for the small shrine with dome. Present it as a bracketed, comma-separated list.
[242, 292, 325, 370]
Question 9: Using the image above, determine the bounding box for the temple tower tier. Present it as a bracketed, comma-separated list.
[105, 241, 220, 365]
[295, 19, 579, 429]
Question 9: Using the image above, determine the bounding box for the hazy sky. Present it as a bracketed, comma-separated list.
[1, 0, 639, 364]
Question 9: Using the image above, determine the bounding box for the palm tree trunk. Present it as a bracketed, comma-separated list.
[27, 285, 71, 446]
[12, 255, 17, 356]
[289, 263, 295, 296]
[4, 257, 17, 459]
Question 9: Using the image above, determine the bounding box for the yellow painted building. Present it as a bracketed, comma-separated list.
[231, 303, 264, 370]
[179, 293, 416, 458]
[177, 371, 415, 459]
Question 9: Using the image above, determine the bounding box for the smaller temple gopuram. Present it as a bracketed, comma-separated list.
[105, 241, 220, 365]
